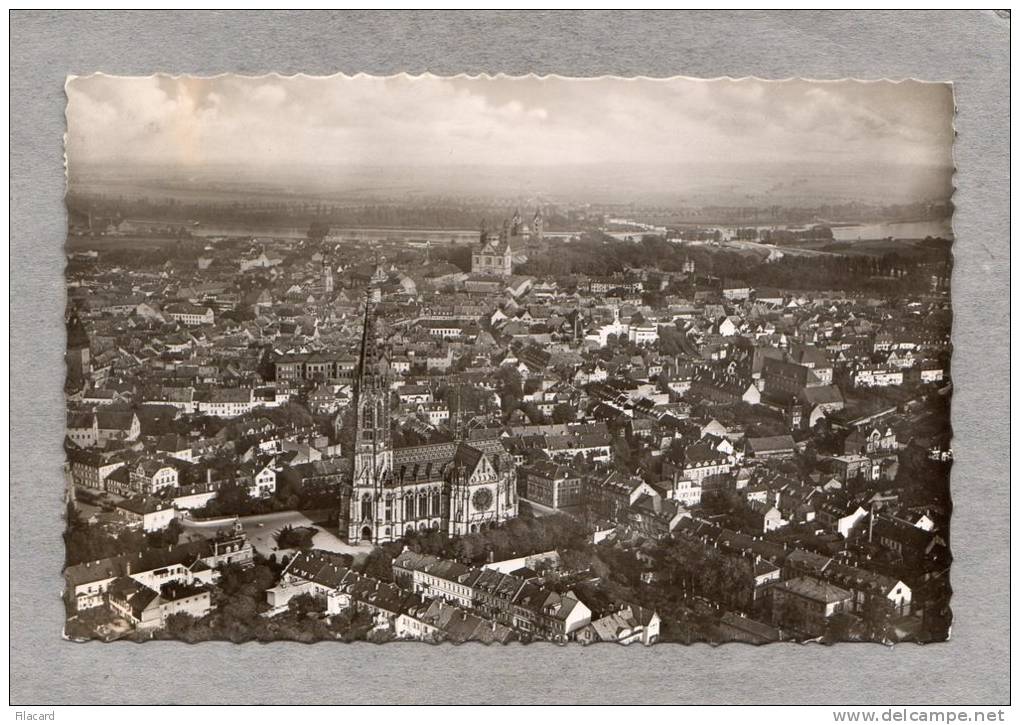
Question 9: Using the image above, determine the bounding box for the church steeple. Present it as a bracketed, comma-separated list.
[322, 259, 334, 294]
[357, 293, 384, 390]
[347, 293, 393, 544]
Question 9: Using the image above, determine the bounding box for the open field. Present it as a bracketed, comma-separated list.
[681, 238, 839, 261]
[66, 234, 189, 252]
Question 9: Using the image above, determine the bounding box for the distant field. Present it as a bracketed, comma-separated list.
[708, 239, 836, 260]
[66, 225, 484, 250]
[65, 235, 189, 251]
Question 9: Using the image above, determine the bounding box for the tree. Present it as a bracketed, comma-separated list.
[551, 403, 574, 424]
[861, 594, 896, 643]
[146, 518, 183, 549]
[495, 367, 524, 411]
[288, 592, 326, 617]
[824, 613, 855, 643]
[336, 403, 357, 451]
[64, 510, 148, 567]
[521, 402, 546, 425]
[359, 547, 394, 582]
[307, 220, 330, 242]
[266, 402, 313, 431]
[196, 484, 254, 518]
[164, 612, 202, 638]
[276, 525, 315, 550]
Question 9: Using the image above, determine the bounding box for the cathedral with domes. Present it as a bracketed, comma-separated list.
[470, 207, 542, 277]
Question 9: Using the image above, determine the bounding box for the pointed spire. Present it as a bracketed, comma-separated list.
[358, 291, 383, 390]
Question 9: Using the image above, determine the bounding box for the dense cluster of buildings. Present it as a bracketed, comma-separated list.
[264, 547, 660, 645]
[62, 215, 952, 643]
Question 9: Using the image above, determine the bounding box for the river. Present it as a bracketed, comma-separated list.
[828, 219, 953, 241]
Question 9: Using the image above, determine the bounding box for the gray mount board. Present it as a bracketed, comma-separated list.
[10, 10, 1009, 705]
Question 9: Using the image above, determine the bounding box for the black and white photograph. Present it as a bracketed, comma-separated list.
[61, 73, 957, 646]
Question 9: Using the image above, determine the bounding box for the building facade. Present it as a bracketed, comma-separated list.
[344, 298, 518, 544]
[471, 230, 513, 277]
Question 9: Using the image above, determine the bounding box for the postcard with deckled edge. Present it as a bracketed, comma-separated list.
[62, 74, 954, 645]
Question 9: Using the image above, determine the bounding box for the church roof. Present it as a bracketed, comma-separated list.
[390, 438, 510, 485]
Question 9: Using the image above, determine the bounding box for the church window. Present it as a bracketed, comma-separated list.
[384, 495, 393, 522]
[471, 487, 493, 512]
[361, 494, 372, 521]
[431, 488, 441, 517]
[405, 494, 415, 520]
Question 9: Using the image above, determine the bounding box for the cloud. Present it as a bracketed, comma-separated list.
[252, 83, 286, 106]
[65, 75, 954, 180]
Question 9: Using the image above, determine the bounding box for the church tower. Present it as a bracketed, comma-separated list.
[510, 208, 522, 238]
[322, 260, 334, 294]
[345, 293, 393, 543]
[531, 207, 543, 243]
[65, 308, 91, 392]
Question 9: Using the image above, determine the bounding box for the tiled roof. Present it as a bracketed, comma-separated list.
[778, 576, 852, 604]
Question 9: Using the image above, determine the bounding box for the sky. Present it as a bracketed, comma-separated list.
[65, 74, 955, 204]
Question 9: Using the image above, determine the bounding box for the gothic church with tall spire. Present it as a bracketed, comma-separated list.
[344, 294, 518, 544]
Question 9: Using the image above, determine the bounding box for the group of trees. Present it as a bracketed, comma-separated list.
[187, 475, 337, 520]
[364, 513, 590, 569]
[661, 536, 755, 612]
[435, 382, 499, 419]
[509, 231, 948, 297]
[516, 234, 696, 278]
[698, 490, 768, 536]
[711, 401, 788, 439]
[146, 575, 368, 644]
[740, 250, 943, 294]
[63, 503, 184, 567]
[759, 226, 834, 244]
[656, 325, 689, 357]
[150, 558, 383, 644]
[69, 192, 523, 233]
[275, 525, 317, 550]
